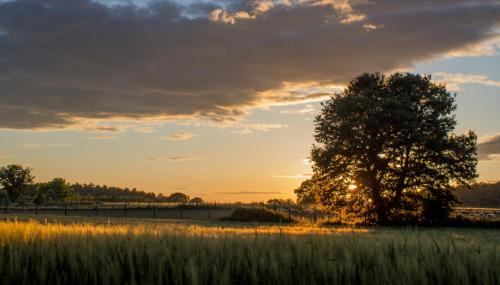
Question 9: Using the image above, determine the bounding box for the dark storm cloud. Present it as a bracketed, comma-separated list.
[478, 134, 500, 161]
[0, 0, 499, 129]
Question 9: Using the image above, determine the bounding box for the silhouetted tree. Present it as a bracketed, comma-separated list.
[71, 183, 158, 202]
[0, 164, 34, 202]
[35, 178, 77, 203]
[309, 72, 477, 224]
[266, 198, 294, 205]
[190, 197, 204, 205]
[167, 192, 189, 203]
[0, 190, 9, 203]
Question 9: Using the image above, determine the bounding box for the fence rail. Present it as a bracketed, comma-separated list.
[1, 202, 498, 221]
[0, 202, 326, 221]
[1, 202, 235, 220]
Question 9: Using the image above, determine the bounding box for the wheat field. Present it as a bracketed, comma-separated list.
[0, 216, 499, 285]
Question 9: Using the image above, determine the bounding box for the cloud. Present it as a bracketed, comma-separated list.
[433, 72, 500, 92]
[280, 104, 316, 115]
[177, 120, 288, 134]
[478, 133, 500, 161]
[445, 36, 500, 57]
[145, 155, 205, 161]
[272, 172, 313, 179]
[162, 131, 194, 141]
[18, 143, 72, 148]
[230, 123, 288, 134]
[0, 0, 499, 130]
[85, 135, 117, 140]
[84, 125, 123, 133]
[84, 122, 160, 134]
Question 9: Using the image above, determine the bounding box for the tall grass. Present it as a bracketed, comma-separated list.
[0, 218, 499, 284]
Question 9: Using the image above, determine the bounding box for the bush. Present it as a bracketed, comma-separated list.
[221, 207, 294, 223]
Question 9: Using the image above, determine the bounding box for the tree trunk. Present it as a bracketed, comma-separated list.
[371, 182, 389, 225]
[375, 206, 389, 225]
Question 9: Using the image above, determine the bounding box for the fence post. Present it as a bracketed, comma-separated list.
[64, 203, 67, 216]
[124, 202, 127, 217]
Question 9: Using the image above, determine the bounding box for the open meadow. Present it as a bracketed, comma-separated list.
[0, 215, 499, 285]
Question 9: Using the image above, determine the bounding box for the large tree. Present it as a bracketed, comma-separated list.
[309, 72, 477, 224]
[294, 179, 319, 205]
[0, 164, 35, 202]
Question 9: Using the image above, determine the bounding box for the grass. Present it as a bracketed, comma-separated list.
[1, 207, 234, 220]
[0, 215, 499, 284]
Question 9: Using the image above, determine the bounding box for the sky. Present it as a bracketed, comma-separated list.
[0, 0, 499, 202]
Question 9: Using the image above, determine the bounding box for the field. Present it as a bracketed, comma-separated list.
[0, 202, 332, 222]
[0, 215, 499, 285]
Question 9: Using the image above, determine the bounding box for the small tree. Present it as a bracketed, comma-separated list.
[266, 198, 294, 205]
[310, 72, 477, 224]
[189, 197, 204, 205]
[167, 192, 189, 203]
[0, 164, 34, 202]
[35, 178, 77, 203]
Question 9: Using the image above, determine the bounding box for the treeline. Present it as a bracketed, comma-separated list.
[0, 164, 201, 204]
[71, 183, 157, 202]
[455, 182, 500, 208]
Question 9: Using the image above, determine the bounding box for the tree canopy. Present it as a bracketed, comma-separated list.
[166, 192, 190, 203]
[307, 72, 477, 224]
[189, 197, 204, 205]
[294, 179, 319, 205]
[266, 198, 295, 205]
[0, 164, 34, 202]
[34, 178, 77, 204]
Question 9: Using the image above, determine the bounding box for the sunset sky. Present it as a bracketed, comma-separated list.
[0, 0, 499, 202]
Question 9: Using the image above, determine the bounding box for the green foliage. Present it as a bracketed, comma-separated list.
[221, 207, 292, 223]
[0, 164, 34, 202]
[310, 72, 478, 224]
[35, 178, 77, 203]
[167, 192, 189, 203]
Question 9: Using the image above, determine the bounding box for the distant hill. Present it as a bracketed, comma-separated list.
[454, 182, 500, 208]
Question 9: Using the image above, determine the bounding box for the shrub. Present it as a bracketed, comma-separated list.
[220, 207, 294, 223]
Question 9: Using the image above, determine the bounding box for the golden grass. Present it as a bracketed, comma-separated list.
[0, 215, 499, 285]
[0, 214, 371, 236]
